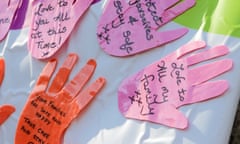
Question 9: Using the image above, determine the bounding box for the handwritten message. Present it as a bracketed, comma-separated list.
[0, 15, 11, 40]
[19, 94, 70, 144]
[128, 59, 187, 116]
[30, 0, 71, 58]
[97, 0, 163, 55]
[0, 18, 10, 24]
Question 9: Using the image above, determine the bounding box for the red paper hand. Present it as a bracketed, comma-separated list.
[15, 54, 106, 143]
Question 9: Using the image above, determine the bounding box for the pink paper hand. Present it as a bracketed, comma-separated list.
[28, 0, 94, 59]
[118, 41, 233, 129]
[97, 0, 195, 56]
[0, 0, 21, 41]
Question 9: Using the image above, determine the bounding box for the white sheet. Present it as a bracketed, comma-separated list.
[1, 1, 240, 144]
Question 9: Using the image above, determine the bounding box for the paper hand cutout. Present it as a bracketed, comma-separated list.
[10, 0, 29, 29]
[97, 0, 195, 56]
[0, 105, 15, 125]
[0, 0, 21, 41]
[0, 57, 5, 85]
[15, 54, 106, 143]
[0, 58, 15, 125]
[118, 41, 233, 129]
[28, 0, 94, 59]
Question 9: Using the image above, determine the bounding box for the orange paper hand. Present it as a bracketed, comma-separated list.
[0, 58, 15, 125]
[0, 105, 15, 125]
[0, 57, 5, 85]
[15, 53, 106, 144]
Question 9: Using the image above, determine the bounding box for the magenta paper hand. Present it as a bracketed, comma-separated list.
[118, 41, 233, 129]
[28, 0, 94, 59]
[0, 0, 21, 41]
[97, 0, 195, 56]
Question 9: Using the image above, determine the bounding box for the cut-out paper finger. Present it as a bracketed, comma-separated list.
[10, 0, 31, 29]
[0, 105, 15, 125]
[186, 45, 229, 66]
[0, 57, 5, 85]
[188, 59, 232, 85]
[0, 0, 21, 41]
[28, 0, 94, 59]
[48, 53, 78, 94]
[15, 53, 106, 144]
[159, 0, 196, 26]
[97, 0, 195, 56]
[63, 59, 97, 98]
[183, 80, 229, 106]
[33, 58, 57, 93]
[75, 77, 106, 110]
[118, 41, 233, 129]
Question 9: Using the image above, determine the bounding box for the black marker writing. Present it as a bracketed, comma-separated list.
[35, 111, 51, 125]
[0, 18, 9, 24]
[128, 16, 138, 25]
[102, 24, 110, 33]
[161, 86, 169, 103]
[31, 31, 42, 39]
[42, 51, 49, 57]
[31, 0, 72, 58]
[33, 18, 50, 31]
[52, 116, 62, 125]
[129, 90, 143, 107]
[140, 94, 155, 115]
[47, 26, 67, 36]
[128, 0, 140, 6]
[35, 95, 48, 104]
[21, 126, 31, 135]
[112, 0, 125, 28]
[141, 74, 154, 94]
[140, 74, 155, 115]
[140, 74, 167, 115]
[58, 0, 68, 7]
[33, 134, 46, 144]
[140, 86, 169, 115]
[135, 2, 153, 40]
[157, 60, 167, 83]
[48, 101, 66, 117]
[171, 62, 185, 85]
[37, 128, 50, 139]
[31, 100, 38, 108]
[97, 24, 111, 44]
[24, 117, 36, 129]
[35, 3, 54, 16]
[40, 107, 51, 117]
[120, 30, 134, 53]
[145, 0, 163, 26]
[178, 88, 187, 101]
[53, 12, 70, 22]
[36, 40, 57, 49]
